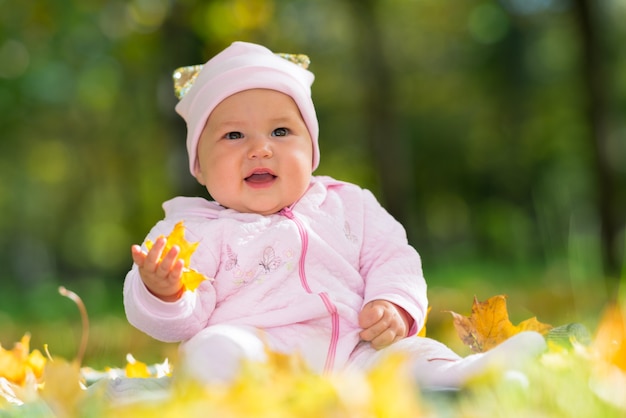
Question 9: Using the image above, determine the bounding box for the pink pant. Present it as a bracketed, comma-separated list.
[180, 324, 546, 389]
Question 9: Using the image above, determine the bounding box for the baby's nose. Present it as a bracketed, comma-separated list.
[247, 136, 273, 159]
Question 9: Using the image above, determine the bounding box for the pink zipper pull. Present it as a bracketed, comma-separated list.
[280, 207, 294, 219]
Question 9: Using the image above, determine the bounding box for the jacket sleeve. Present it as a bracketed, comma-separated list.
[123, 218, 218, 343]
[358, 189, 428, 336]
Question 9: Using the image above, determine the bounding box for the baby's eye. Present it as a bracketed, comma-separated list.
[225, 131, 243, 140]
[271, 127, 289, 137]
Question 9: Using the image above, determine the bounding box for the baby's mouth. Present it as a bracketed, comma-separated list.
[245, 172, 277, 184]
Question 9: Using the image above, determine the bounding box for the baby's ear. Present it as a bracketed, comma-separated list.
[193, 162, 206, 185]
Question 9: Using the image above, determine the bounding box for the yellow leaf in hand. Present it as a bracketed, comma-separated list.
[448, 295, 552, 353]
[145, 221, 210, 292]
[145, 221, 198, 268]
[181, 268, 207, 292]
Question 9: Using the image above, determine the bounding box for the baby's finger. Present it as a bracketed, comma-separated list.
[358, 302, 384, 329]
[370, 328, 400, 350]
[359, 317, 388, 342]
[158, 245, 181, 276]
[131, 245, 146, 266]
[144, 237, 166, 271]
[170, 258, 185, 280]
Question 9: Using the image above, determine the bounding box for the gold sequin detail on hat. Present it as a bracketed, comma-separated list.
[172, 53, 310, 100]
[172, 64, 203, 100]
[275, 53, 310, 70]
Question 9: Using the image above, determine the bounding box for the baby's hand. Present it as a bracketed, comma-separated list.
[358, 300, 411, 350]
[131, 237, 185, 302]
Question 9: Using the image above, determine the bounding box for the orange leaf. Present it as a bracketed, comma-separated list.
[447, 295, 552, 353]
[591, 304, 626, 372]
[145, 221, 211, 292]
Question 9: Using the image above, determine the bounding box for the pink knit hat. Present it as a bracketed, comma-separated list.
[173, 41, 320, 177]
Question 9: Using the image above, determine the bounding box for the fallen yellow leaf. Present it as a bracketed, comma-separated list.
[448, 295, 552, 353]
[365, 353, 423, 418]
[125, 354, 151, 378]
[0, 335, 46, 386]
[40, 359, 84, 418]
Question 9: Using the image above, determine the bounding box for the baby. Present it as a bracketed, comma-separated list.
[124, 41, 545, 387]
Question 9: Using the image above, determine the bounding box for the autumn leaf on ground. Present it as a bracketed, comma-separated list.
[114, 348, 422, 418]
[125, 354, 151, 378]
[145, 221, 211, 291]
[0, 335, 44, 408]
[364, 353, 423, 418]
[121, 353, 171, 379]
[40, 359, 85, 418]
[588, 303, 626, 410]
[0, 334, 46, 387]
[591, 303, 626, 372]
[447, 295, 553, 353]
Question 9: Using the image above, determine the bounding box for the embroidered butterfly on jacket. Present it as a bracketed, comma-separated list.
[259, 246, 282, 273]
[224, 245, 239, 271]
[344, 221, 358, 243]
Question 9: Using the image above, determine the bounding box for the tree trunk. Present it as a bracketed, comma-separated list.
[346, 0, 413, 228]
[572, 0, 620, 298]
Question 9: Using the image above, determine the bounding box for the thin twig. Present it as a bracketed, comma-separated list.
[58, 286, 89, 366]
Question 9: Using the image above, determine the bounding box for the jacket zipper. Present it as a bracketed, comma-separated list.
[280, 207, 339, 372]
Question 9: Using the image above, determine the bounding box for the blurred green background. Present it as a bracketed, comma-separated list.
[0, 0, 624, 367]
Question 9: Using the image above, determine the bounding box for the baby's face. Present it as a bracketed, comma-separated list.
[196, 89, 313, 215]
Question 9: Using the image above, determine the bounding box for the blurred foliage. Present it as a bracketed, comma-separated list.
[1, 0, 625, 343]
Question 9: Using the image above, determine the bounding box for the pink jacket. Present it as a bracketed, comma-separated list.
[124, 176, 428, 372]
